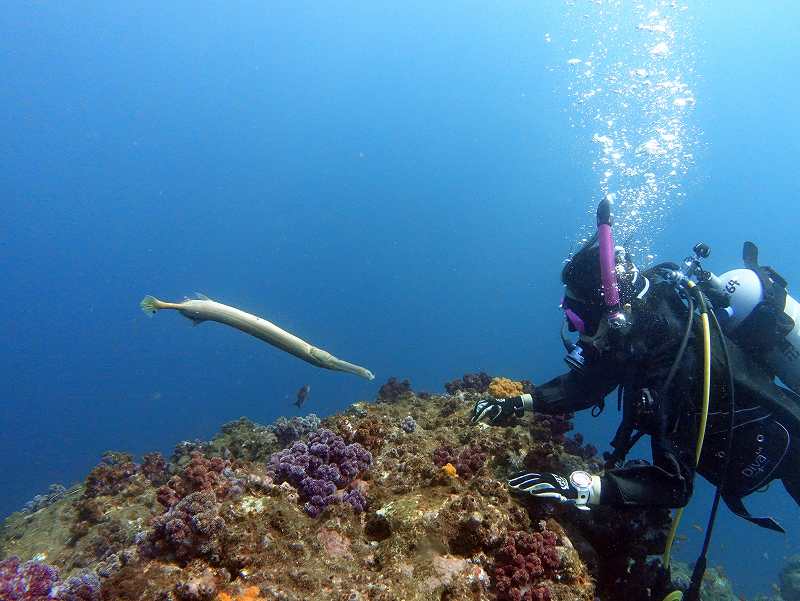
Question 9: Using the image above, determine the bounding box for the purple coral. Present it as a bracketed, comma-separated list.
[300, 478, 339, 518]
[400, 416, 417, 433]
[377, 377, 412, 402]
[140, 452, 168, 485]
[444, 372, 492, 394]
[157, 452, 233, 508]
[0, 558, 101, 601]
[267, 414, 321, 447]
[83, 452, 138, 498]
[538, 413, 574, 442]
[267, 428, 372, 517]
[432, 444, 487, 479]
[0, 556, 60, 601]
[55, 571, 101, 601]
[343, 489, 367, 513]
[145, 490, 225, 562]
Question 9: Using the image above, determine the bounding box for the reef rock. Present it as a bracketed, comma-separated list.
[1, 380, 693, 600]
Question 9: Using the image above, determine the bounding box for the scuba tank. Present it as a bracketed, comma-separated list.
[713, 242, 800, 395]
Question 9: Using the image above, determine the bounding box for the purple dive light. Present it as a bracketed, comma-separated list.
[596, 197, 621, 309]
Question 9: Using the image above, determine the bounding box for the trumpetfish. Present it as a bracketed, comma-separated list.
[140, 294, 375, 381]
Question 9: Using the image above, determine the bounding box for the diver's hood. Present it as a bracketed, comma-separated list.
[561, 236, 648, 336]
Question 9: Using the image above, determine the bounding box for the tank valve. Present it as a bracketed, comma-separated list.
[693, 242, 711, 259]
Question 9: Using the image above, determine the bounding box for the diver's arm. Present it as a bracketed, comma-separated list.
[533, 357, 621, 415]
[510, 432, 695, 509]
[598, 461, 693, 507]
[471, 358, 620, 425]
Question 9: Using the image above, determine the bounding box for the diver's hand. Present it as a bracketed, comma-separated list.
[470, 394, 532, 425]
[508, 470, 600, 510]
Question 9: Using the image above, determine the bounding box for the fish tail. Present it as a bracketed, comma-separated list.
[140, 295, 164, 316]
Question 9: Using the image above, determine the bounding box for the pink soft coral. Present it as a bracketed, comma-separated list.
[492, 529, 560, 601]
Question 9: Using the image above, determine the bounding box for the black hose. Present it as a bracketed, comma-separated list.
[650, 261, 682, 272]
[660, 295, 694, 398]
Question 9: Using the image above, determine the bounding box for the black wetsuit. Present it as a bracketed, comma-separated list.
[531, 271, 800, 519]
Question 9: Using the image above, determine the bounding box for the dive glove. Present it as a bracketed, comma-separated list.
[470, 394, 534, 425]
[508, 470, 600, 510]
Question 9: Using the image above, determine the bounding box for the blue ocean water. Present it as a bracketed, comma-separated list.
[1, 2, 798, 597]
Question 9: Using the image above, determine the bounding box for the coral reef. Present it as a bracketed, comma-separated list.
[445, 371, 492, 394]
[377, 376, 413, 402]
[669, 562, 739, 601]
[171, 440, 210, 469]
[400, 415, 417, 433]
[0, 556, 100, 601]
[492, 528, 561, 601]
[333, 414, 389, 452]
[265, 414, 320, 448]
[266, 428, 372, 517]
[205, 418, 278, 463]
[433, 444, 488, 479]
[217, 585, 264, 601]
[0, 556, 60, 600]
[2, 374, 736, 601]
[22, 484, 67, 514]
[488, 377, 524, 399]
[140, 453, 168, 486]
[56, 570, 102, 601]
[781, 555, 800, 601]
[83, 452, 138, 498]
[157, 452, 235, 508]
[144, 491, 226, 563]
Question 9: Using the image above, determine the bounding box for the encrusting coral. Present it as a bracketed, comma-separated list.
[216, 585, 265, 601]
[0, 373, 722, 601]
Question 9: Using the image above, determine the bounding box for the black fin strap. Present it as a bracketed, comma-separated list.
[742, 241, 759, 270]
[722, 494, 785, 533]
[743, 241, 789, 308]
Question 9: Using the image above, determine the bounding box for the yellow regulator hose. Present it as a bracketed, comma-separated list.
[662, 280, 712, 575]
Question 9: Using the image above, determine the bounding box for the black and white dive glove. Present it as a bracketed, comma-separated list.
[507, 470, 601, 511]
[469, 394, 534, 425]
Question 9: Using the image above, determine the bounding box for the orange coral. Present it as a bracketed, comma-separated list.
[488, 377, 524, 399]
[217, 587, 264, 601]
[441, 463, 458, 478]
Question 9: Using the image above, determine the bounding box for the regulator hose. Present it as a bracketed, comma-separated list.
[662, 281, 712, 573]
[682, 307, 737, 601]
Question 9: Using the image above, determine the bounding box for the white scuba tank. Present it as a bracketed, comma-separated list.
[718, 268, 800, 394]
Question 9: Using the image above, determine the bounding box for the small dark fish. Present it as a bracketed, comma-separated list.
[294, 384, 311, 408]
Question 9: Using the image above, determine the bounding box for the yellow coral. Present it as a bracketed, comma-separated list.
[488, 377, 524, 399]
[441, 463, 458, 478]
[217, 587, 264, 601]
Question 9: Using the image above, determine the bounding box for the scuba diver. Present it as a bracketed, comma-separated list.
[470, 197, 800, 599]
